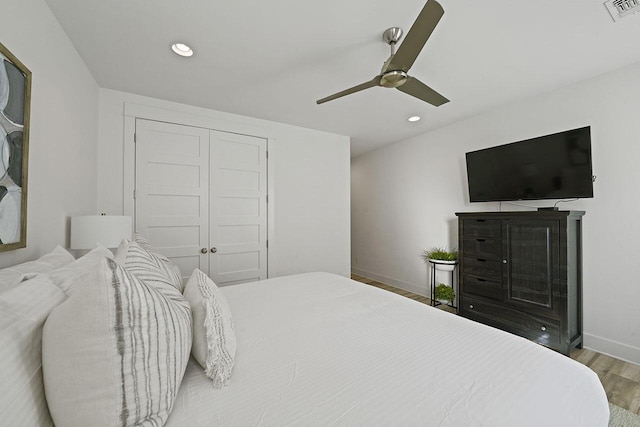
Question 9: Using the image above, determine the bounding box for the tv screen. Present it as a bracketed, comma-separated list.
[466, 126, 593, 202]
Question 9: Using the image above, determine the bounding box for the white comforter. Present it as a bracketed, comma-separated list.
[166, 272, 609, 426]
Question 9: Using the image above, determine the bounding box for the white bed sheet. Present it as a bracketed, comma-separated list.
[167, 272, 609, 427]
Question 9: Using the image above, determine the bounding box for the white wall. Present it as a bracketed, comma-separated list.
[98, 89, 350, 277]
[0, 0, 99, 268]
[352, 61, 640, 365]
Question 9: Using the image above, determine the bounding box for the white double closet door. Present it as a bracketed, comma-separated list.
[134, 119, 267, 286]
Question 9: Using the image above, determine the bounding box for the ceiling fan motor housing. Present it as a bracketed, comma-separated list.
[380, 70, 408, 88]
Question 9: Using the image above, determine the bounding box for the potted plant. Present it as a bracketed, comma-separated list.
[422, 247, 458, 271]
[434, 283, 455, 305]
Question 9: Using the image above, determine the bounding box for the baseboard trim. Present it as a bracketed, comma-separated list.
[583, 333, 640, 366]
[351, 268, 427, 297]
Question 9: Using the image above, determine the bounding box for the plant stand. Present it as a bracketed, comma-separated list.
[429, 260, 458, 311]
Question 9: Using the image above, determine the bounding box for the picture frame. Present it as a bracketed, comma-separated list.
[0, 42, 31, 252]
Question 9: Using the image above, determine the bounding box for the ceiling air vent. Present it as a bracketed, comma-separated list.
[604, 0, 640, 21]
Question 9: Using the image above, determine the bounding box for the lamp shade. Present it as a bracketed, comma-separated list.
[70, 215, 132, 249]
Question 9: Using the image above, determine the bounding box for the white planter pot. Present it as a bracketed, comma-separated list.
[429, 259, 457, 272]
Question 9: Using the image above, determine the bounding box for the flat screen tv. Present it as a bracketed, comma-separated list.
[466, 126, 593, 202]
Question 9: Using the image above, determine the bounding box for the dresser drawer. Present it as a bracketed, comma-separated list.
[462, 274, 503, 300]
[462, 257, 502, 280]
[460, 296, 561, 346]
[462, 237, 501, 259]
[463, 219, 501, 238]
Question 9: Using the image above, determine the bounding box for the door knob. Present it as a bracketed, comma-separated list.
[210, 247, 217, 253]
[200, 248, 208, 254]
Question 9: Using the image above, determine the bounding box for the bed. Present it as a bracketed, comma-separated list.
[167, 272, 609, 426]
[1, 245, 609, 426]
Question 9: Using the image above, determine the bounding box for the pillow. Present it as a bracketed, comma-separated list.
[0, 245, 73, 293]
[42, 258, 192, 427]
[184, 268, 236, 388]
[48, 245, 113, 295]
[0, 274, 66, 426]
[135, 233, 184, 288]
[133, 232, 165, 257]
[115, 239, 184, 295]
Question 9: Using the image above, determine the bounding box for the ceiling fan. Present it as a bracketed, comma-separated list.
[316, 0, 448, 107]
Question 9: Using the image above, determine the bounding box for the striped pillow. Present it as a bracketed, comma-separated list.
[184, 269, 236, 388]
[135, 233, 184, 289]
[0, 274, 65, 426]
[42, 258, 192, 427]
[134, 233, 168, 259]
[116, 238, 183, 293]
[115, 240, 183, 295]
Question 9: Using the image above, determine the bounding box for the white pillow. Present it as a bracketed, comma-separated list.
[48, 245, 113, 295]
[0, 274, 66, 426]
[115, 239, 184, 295]
[184, 268, 236, 388]
[42, 258, 192, 427]
[0, 246, 73, 294]
[135, 233, 184, 289]
[133, 232, 165, 258]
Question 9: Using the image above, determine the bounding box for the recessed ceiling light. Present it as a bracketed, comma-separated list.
[407, 116, 421, 122]
[171, 42, 194, 57]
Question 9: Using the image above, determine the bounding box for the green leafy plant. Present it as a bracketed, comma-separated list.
[435, 283, 455, 302]
[421, 247, 458, 262]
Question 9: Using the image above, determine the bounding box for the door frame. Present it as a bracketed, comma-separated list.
[122, 102, 275, 279]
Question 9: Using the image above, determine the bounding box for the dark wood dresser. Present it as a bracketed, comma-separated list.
[456, 211, 584, 355]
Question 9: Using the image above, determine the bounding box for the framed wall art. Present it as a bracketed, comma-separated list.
[0, 42, 31, 251]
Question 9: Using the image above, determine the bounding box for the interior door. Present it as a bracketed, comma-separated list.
[135, 119, 210, 280]
[209, 130, 267, 286]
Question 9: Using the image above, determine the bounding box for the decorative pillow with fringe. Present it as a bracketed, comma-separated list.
[184, 268, 236, 388]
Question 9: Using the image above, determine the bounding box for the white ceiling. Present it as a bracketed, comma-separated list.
[44, 0, 640, 157]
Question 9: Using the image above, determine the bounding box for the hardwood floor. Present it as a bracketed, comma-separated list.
[351, 273, 640, 415]
[573, 349, 640, 415]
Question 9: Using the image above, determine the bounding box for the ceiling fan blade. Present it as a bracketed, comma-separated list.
[388, 0, 444, 72]
[397, 76, 449, 106]
[316, 76, 381, 104]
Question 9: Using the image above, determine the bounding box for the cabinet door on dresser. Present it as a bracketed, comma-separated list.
[504, 220, 561, 319]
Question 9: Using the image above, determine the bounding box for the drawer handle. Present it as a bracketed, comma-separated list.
[476, 258, 486, 262]
[469, 304, 474, 309]
[476, 238, 486, 242]
[476, 220, 486, 223]
[503, 259, 508, 264]
[476, 278, 487, 282]
[541, 326, 547, 331]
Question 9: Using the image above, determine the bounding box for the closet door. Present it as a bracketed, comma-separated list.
[209, 131, 267, 286]
[135, 119, 210, 280]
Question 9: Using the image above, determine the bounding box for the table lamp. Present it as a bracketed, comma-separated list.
[70, 214, 132, 249]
